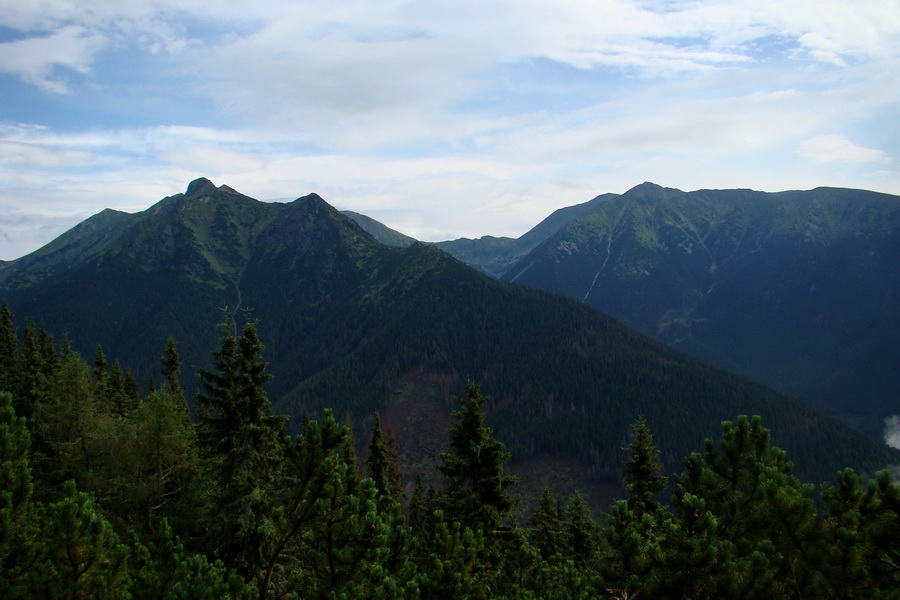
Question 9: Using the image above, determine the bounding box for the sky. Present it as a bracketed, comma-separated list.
[0, 0, 898, 260]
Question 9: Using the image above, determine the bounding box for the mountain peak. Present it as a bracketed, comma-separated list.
[622, 181, 684, 201]
[185, 177, 217, 197]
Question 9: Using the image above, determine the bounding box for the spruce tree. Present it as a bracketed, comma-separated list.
[623, 415, 667, 516]
[529, 486, 566, 561]
[93, 344, 108, 389]
[436, 381, 517, 533]
[408, 474, 435, 560]
[565, 491, 601, 570]
[196, 317, 286, 580]
[16, 321, 45, 422]
[0, 303, 17, 395]
[160, 336, 184, 403]
[367, 412, 405, 508]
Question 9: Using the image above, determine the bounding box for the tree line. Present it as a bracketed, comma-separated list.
[0, 303, 898, 598]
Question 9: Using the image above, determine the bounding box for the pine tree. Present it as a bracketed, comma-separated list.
[0, 303, 17, 395]
[416, 515, 491, 600]
[408, 474, 435, 560]
[367, 412, 405, 508]
[93, 344, 108, 391]
[623, 415, 667, 516]
[130, 519, 252, 600]
[261, 409, 415, 599]
[107, 360, 134, 416]
[88, 387, 204, 539]
[31, 481, 131, 599]
[818, 468, 900, 597]
[436, 381, 517, 534]
[16, 321, 45, 422]
[673, 415, 818, 598]
[30, 348, 99, 493]
[196, 317, 286, 579]
[0, 392, 39, 597]
[529, 486, 566, 561]
[160, 337, 184, 404]
[565, 491, 600, 570]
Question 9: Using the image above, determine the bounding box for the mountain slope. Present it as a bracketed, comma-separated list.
[343, 210, 417, 247]
[501, 182, 900, 438]
[433, 193, 617, 278]
[1, 179, 897, 504]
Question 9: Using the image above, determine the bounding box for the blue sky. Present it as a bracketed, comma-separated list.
[0, 0, 898, 260]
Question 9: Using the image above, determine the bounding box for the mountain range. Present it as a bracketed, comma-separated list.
[423, 182, 900, 441]
[1, 178, 897, 507]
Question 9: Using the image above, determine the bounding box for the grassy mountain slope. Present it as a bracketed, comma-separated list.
[1, 179, 897, 507]
[501, 182, 900, 438]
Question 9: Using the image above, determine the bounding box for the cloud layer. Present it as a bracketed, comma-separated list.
[0, 0, 898, 259]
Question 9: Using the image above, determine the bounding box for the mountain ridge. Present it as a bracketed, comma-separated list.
[2, 178, 897, 507]
[493, 183, 900, 438]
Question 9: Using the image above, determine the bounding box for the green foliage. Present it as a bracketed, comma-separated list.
[131, 519, 253, 600]
[0, 304, 16, 395]
[367, 412, 405, 508]
[528, 486, 566, 561]
[673, 415, 820, 598]
[89, 389, 204, 537]
[196, 317, 286, 579]
[0, 291, 899, 598]
[436, 381, 517, 533]
[623, 415, 668, 515]
[416, 515, 491, 600]
[260, 409, 416, 599]
[160, 336, 184, 403]
[0, 391, 38, 597]
[816, 468, 900, 598]
[32, 481, 131, 599]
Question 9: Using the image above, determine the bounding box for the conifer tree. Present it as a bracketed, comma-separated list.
[565, 491, 601, 570]
[37, 324, 57, 377]
[0, 392, 39, 597]
[818, 468, 900, 597]
[30, 348, 99, 492]
[32, 481, 131, 599]
[408, 474, 435, 560]
[160, 336, 184, 403]
[0, 303, 17, 395]
[123, 368, 139, 405]
[261, 409, 415, 599]
[16, 321, 45, 422]
[367, 412, 405, 508]
[529, 486, 566, 561]
[416, 515, 491, 600]
[107, 360, 134, 416]
[196, 317, 286, 580]
[673, 415, 818, 597]
[436, 381, 517, 533]
[93, 344, 108, 389]
[623, 415, 667, 516]
[131, 519, 252, 600]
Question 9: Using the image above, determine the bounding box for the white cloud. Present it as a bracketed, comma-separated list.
[0, 0, 899, 259]
[0, 26, 107, 93]
[798, 135, 888, 164]
[0, 140, 95, 168]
